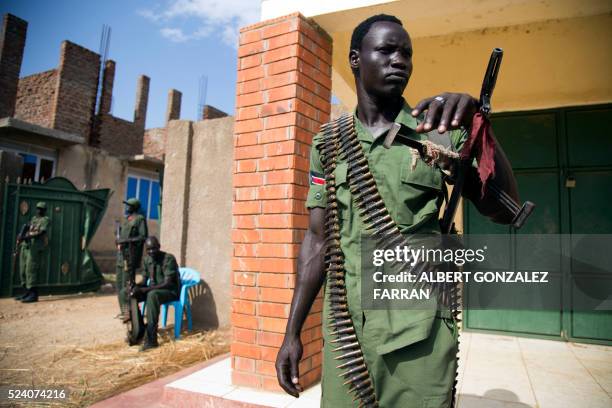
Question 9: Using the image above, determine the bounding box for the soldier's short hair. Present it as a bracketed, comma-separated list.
[350, 14, 403, 51]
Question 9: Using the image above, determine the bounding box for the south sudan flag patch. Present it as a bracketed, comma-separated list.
[310, 171, 325, 186]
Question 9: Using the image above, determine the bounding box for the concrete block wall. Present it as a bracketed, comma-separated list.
[0, 14, 27, 118]
[55, 144, 161, 272]
[14, 70, 58, 128]
[231, 13, 332, 391]
[52, 41, 100, 140]
[160, 117, 235, 329]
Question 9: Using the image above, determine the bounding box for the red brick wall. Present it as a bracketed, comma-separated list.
[202, 105, 228, 120]
[14, 69, 57, 128]
[53, 41, 100, 139]
[97, 113, 145, 156]
[95, 75, 150, 156]
[0, 14, 27, 118]
[231, 13, 332, 391]
[143, 127, 167, 160]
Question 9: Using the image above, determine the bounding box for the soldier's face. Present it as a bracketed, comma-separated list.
[351, 21, 413, 98]
[146, 245, 160, 259]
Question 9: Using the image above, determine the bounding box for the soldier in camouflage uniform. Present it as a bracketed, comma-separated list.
[116, 198, 148, 314]
[16, 201, 50, 303]
[119, 236, 181, 351]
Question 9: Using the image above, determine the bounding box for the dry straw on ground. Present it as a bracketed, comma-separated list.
[5, 329, 230, 407]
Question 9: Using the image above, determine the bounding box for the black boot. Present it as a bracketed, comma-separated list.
[140, 323, 159, 352]
[21, 288, 38, 303]
[15, 288, 30, 301]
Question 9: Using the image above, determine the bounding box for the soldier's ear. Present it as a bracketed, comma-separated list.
[349, 49, 360, 72]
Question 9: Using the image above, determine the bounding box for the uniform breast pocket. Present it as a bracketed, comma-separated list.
[396, 156, 443, 228]
[334, 161, 352, 221]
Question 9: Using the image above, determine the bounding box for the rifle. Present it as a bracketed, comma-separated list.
[115, 221, 145, 345]
[12, 223, 30, 277]
[15, 223, 30, 249]
[441, 48, 534, 231]
[384, 48, 535, 231]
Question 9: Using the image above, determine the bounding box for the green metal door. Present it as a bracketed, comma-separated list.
[0, 177, 110, 297]
[463, 104, 612, 345]
[563, 107, 612, 344]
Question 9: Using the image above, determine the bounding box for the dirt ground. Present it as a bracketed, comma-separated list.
[0, 292, 230, 407]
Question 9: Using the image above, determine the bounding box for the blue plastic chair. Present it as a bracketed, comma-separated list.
[160, 267, 201, 339]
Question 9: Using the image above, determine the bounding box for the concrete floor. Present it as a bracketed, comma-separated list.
[455, 332, 611, 408]
[98, 332, 612, 407]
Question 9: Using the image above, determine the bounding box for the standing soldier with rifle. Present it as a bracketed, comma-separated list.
[14, 202, 50, 303]
[115, 198, 148, 320]
[275, 14, 527, 408]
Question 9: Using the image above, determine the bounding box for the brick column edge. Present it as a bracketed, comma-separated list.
[231, 12, 332, 392]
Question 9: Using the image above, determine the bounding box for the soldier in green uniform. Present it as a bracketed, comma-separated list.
[276, 15, 519, 407]
[15, 202, 50, 303]
[119, 236, 181, 351]
[115, 198, 148, 314]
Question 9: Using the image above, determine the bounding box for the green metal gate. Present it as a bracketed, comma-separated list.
[464, 104, 612, 345]
[0, 177, 110, 297]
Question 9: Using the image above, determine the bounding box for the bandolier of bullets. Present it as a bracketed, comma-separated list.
[319, 114, 462, 408]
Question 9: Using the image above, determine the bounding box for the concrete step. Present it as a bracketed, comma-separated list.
[163, 357, 321, 408]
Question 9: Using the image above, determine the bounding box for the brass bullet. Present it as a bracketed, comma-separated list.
[333, 349, 362, 360]
[328, 318, 352, 328]
[347, 378, 371, 391]
[340, 364, 366, 378]
[330, 326, 355, 337]
[342, 370, 369, 386]
[332, 341, 360, 352]
[329, 311, 350, 319]
[331, 334, 357, 344]
[336, 356, 364, 369]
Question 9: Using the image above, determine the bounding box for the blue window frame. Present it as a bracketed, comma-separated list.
[125, 175, 161, 220]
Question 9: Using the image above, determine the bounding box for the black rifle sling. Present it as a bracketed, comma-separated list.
[320, 114, 461, 407]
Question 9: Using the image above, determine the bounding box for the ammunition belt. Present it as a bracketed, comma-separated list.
[320, 114, 461, 407]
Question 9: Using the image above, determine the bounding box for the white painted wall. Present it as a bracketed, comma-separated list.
[260, 0, 395, 20]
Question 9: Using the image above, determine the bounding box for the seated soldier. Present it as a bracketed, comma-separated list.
[120, 236, 181, 351]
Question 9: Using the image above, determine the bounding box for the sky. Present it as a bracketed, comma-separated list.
[1, 0, 262, 129]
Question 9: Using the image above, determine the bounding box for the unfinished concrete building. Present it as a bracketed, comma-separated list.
[0, 13, 170, 271]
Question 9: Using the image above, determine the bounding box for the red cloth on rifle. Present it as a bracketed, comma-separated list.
[460, 112, 496, 197]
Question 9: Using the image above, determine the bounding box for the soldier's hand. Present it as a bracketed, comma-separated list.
[275, 335, 303, 397]
[412, 92, 478, 133]
[132, 286, 148, 297]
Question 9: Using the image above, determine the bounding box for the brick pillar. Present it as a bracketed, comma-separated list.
[53, 41, 100, 139]
[231, 13, 332, 392]
[165, 89, 182, 124]
[202, 104, 228, 120]
[134, 75, 150, 128]
[99, 60, 115, 114]
[0, 14, 27, 118]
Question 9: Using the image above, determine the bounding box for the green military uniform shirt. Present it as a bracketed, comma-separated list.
[20, 215, 50, 289]
[143, 252, 181, 296]
[116, 213, 148, 311]
[306, 102, 465, 407]
[117, 213, 148, 267]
